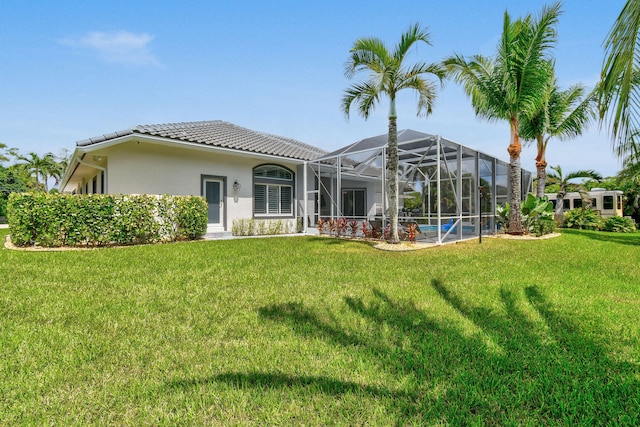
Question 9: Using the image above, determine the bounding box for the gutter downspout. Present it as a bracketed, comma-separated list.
[303, 161, 308, 233]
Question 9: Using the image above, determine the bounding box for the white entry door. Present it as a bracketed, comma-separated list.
[204, 178, 223, 227]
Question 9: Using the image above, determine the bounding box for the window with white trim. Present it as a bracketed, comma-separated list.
[254, 165, 293, 216]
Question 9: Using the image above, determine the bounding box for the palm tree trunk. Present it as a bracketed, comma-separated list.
[388, 115, 400, 243]
[535, 135, 547, 198]
[535, 165, 547, 198]
[507, 116, 524, 234]
[554, 192, 565, 226]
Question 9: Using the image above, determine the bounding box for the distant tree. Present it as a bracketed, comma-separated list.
[0, 143, 18, 165]
[342, 23, 444, 243]
[445, 3, 561, 234]
[17, 152, 58, 192]
[599, 0, 640, 160]
[546, 165, 603, 225]
[519, 63, 595, 197]
[0, 165, 29, 217]
[46, 150, 71, 189]
[403, 191, 422, 211]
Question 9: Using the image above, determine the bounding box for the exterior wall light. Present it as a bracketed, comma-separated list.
[233, 180, 241, 193]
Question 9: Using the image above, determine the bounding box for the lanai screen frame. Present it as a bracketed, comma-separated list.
[306, 130, 533, 244]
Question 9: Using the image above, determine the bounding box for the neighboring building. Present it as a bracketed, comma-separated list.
[60, 120, 326, 236]
[545, 188, 624, 218]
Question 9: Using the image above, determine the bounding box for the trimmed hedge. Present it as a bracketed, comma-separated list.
[7, 193, 208, 247]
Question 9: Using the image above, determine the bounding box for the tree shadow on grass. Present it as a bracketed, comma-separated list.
[306, 235, 378, 248]
[168, 281, 639, 424]
[562, 228, 640, 247]
[168, 372, 409, 399]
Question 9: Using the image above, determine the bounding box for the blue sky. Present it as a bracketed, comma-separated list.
[0, 0, 626, 177]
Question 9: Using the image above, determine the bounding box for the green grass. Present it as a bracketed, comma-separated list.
[1, 229, 639, 425]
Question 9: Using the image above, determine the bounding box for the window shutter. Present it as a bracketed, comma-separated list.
[254, 184, 266, 214]
[268, 186, 279, 214]
[281, 186, 292, 214]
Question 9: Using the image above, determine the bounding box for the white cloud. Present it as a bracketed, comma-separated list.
[61, 30, 159, 66]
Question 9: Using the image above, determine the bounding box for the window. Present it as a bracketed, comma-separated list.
[342, 189, 366, 217]
[603, 195, 614, 210]
[574, 198, 582, 209]
[254, 166, 292, 180]
[617, 195, 622, 210]
[254, 165, 293, 216]
[563, 199, 571, 209]
[591, 198, 597, 209]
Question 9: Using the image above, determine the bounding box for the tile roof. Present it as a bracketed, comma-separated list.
[77, 120, 327, 161]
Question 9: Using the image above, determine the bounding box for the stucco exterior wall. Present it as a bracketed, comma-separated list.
[100, 140, 303, 231]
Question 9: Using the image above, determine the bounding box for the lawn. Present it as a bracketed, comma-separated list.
[1, 229, 639, 425]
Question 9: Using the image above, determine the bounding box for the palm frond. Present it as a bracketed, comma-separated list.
[341, 81, 380, 120]
[394, 23, 432, 62]
[344, 37, 389, 78]
[599, 0, 640, 156]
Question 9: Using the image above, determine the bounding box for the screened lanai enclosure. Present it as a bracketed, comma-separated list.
[306, 130, 533, 244]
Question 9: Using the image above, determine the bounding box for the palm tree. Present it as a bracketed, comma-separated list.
[546, 165, 603, 226]
[0, 143, 18, 165]
[599, 0, 640, 159]
[17, 152, 57, 192]
[342, 23, 444, 243]
[445, 3, 561, 234]
[519, 63, 595, 197]
[46, 151, 71, 190]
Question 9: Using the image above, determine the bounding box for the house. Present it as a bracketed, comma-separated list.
[60, 120, 326, 236]
[61, 121, 532, 243]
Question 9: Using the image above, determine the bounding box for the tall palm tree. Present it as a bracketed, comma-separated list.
[342, 23, 444, 243]
[599, 0, 640, 159]
[519, 63, 595, 197]
[445, 2, 561, 234]
[546, 165, 603, 226]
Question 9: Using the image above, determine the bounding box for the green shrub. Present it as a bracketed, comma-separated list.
[562, 208, 603, 230]
[496, 194, 555, 236]
[496, 202, 510, 232]
[7, 193, 207, 247]
[0, 195, 7, 218]
[531, 218, 556, 237]
[174, 196, 208, 240]
[521, 194, 554, 236]
[602, 216, 637, 233]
